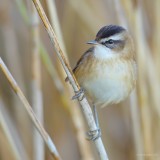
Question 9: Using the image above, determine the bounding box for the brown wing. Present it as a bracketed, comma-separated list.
[65, 47, 94, 82]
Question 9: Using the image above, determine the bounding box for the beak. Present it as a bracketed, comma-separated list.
[86, 40, 98, 45]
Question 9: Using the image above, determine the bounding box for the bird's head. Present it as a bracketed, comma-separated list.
[87, 25, 134, 59]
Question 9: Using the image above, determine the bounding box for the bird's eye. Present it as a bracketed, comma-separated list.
[101, 39, 114, 47]
[107, 39, 114, 44]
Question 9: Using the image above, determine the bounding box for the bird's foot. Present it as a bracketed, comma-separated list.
[86, 128, 101, 141]
[72, 88, 84, 101]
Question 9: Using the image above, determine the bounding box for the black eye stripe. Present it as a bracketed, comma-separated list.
[101, 39, 115, 45]
[102, 40, 123, 45]
[101, 39, 124, 49]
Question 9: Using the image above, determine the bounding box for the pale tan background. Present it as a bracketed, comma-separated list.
[0, 0, 160, 160]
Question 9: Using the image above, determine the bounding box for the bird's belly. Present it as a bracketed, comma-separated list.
[83, 78, 128, 105]
[80, 64, 135, 106]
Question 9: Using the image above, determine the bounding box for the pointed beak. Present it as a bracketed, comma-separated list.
[86, 40, 98, 45]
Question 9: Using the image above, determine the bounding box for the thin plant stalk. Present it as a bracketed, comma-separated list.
[0, 58, 61, 160]
[1, 1, 31, 152]
[134, 4, 153, 156]
[114, 1, 144, 159]
[30, 3, 44, 160]
[153, 0, 160, 77]
[14, 0, 64, 93]
[0, 98, 28, 160]
[129, 93, 144, 160]
[46, 0, 67, 57]
[15, 0, 29, 23]
[45, 0, 93, 159]
[41, 45, 94, 159]
[32, 0, 108, 159]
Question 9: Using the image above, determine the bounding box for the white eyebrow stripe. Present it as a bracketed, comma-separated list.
[99, 34, 123, 43]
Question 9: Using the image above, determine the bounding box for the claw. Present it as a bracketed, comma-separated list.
[72, 88, 84, 101]
[86, 129, 101, 141]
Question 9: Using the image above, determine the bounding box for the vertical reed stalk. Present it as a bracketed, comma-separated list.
[134, 4, 153, 158]
[32, 0, 108, 159]
[30, 3, 44, 160]
[45, 0, 93, 159]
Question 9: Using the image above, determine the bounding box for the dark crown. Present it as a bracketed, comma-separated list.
[96, 25, 125, 40]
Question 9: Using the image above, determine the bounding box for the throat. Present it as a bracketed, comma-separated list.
[93, 45, 116, 59]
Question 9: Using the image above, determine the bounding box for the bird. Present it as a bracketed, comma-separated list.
[66, 25, 137, 140]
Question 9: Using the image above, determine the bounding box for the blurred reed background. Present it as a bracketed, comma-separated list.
[0, 0, 160, 160]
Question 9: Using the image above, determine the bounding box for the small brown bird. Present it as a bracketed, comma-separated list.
[67, 25, 137, 140]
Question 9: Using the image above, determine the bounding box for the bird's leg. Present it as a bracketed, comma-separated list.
[93, 104, 100, 129]
[72, 88, 84, 101]
[72, 89, 101, 140]
[86, 104, 101, 141]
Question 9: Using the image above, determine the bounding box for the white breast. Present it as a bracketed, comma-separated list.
[93, 45, 117, 59]
[81, 59, 136, 107]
